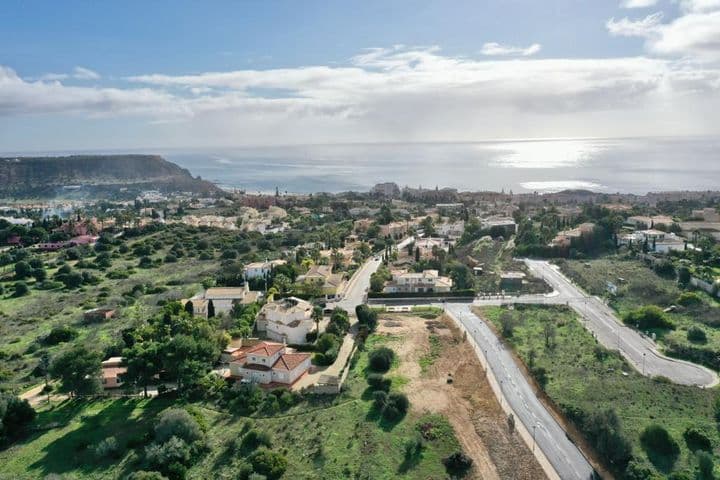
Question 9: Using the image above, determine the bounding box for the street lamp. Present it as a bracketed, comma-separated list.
[642, 353, 646, 375]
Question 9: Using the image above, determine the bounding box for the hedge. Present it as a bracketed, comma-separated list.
[368, 289, 475, 299]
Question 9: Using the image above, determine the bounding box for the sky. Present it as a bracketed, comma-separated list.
[1, 0, 719, 151]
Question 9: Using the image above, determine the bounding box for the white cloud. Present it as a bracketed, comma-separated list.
[621, 0, 658, 8]
[680, 0, 720, 12]
[36, 66, 101, 82]
[72, 66, 100, 80]
[480, 42, 542, 56]
[2, 46, 720, 145]
[606, 12, 664, 37]
[607, 8, 720, 59]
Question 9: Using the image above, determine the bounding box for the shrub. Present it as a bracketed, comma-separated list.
[94, 436, 121, 459]
[640, 424, 680, 457]
[13, 281, 29, 297]
[127, 472, 168, 480]
[154, 409, 203, 444]
[687, 326, 708, 344]
[443, 451, 473, 476]
[368, 347, 395, 372]
[240, 429, 272, 452]
[249, 448, 287, 480]
[44, 325, 79, 345]
[677, 292, 703, 307]
[381, 392, 409, 421]
[372, 390, 388, 410]
[697, 451, 715, 480]
[683, 426, 712, 452]
[145, 436, 192, 473]
[623, 306, 674, 330]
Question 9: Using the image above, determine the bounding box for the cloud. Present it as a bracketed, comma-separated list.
[37, 66, 101, 81]
[608, 5, 720, 59]
[606, 12, 664, 37]
[1, 46, 720, 145]
[480, 42, 542, 56]
[72, 66, 100, 80]
[621, 0, 658, 8]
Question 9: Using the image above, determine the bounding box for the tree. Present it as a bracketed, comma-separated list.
[312, 306, 323, 337]
[584, 409, 632, 470]
[124, 341, 161, 397]
[640, 424, 680, 457]
[543, 322, 557, 349]
[327, 308, 350, 336]
[184, 300, 194, 316]
[443, 451, 473, 476]
[50, 345, 102, 397]
[272, 273, 292, 295]
[0, 393, 36, 444]
[14, 261, 31, 279]
[697, 451, 715, 480]
[249, 448, 288, 480]
[207, 300, 215, 318]
[356, 304, 378, 332]
[368, 347, 395, 372]
[32, 268, 47, 282]
[677, 266, 692, 286]
[13, 281, 29, 297]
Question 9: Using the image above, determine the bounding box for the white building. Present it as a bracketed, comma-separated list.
[383, 269, 453, 294]
[617, 230, 686, 254]
[228, 341, 311, 385]
[243, 259, 287, 280]
[193, 285, 263, 315]
[436, 221, 465, 239]
[257, 297, 314, 345]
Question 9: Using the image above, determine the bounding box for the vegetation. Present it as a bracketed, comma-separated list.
[482, 305, 719, 479]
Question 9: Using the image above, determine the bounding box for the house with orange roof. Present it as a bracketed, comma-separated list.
[228, 341, 311, 386]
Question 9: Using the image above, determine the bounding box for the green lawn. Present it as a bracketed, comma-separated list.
[481, 304, 719, 478]
[0, 332, 462, 480]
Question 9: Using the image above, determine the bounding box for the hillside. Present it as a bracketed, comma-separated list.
[0, 155, 221, 198]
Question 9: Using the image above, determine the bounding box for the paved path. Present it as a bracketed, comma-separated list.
[510, 259, 718, 388]
[446, 303, 595, 480]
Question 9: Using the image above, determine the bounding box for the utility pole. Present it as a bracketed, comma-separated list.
[532, 424, 537, 452]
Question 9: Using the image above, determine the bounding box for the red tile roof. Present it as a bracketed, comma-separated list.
[272, 353, 311, 371]
[246, 341, 285, 357]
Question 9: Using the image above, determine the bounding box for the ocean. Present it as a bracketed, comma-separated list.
[162, 137, 720, 195]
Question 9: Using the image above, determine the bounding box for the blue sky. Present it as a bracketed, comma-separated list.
[1, 0, 719, 151]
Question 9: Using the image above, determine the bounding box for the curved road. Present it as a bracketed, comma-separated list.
[520, 259, 718, 388]
[446, 303, 595, 480]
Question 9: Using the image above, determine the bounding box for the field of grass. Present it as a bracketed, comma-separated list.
[0, 331, 463, 479]
[481, 304, 719, 478]
[557, 256, 720, 368]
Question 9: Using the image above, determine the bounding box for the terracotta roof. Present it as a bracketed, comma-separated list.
[246, 341, 285, 357]
[272, 352, 311, 371]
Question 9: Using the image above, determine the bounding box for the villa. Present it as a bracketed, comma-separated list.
[257, 297, 315, 345]
[228, 341, 311, 386]
[101, 357, 127, 389]
[296, 265, 346, 300]
[243, 259, 287, 280]
[383, 269, 453, 294]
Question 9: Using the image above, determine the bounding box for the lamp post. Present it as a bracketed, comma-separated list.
[642, 352, 646, 375]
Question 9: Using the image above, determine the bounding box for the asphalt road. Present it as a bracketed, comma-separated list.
[333, 256, 383, 312]
[446, 303, 595, 480]
[519, 259, 718, 387]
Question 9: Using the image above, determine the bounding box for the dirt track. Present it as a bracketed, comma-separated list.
[378, 314, 547, 480]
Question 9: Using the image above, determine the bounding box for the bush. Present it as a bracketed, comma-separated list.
[640, 424, 680, 457]
[697, 451, 715, 480]
[687, 326, 707, 344]
[382, 392, 410, 421]
[368, 347, 395, 372]
[44, 325, 79, 345]
[145, 437, 192, 474]
[677, 292, 703, 307]
[94, 436, 121, 459]
[154, 409, 204, 444]
[240, 429, 272, 452]
[443, 451, 473, 476]
[249, 448, 287, 480]
[623, 306, 674, 330]
[127, 472, 168, 480]
[683, 426, 712, 452]
[13, 281, 29, 297]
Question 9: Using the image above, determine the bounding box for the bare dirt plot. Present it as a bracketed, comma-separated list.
[379, 315, 547, 480]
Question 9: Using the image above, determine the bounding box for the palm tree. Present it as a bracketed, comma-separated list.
[312, 306, 324, 338]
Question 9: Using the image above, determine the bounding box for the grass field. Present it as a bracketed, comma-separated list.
[557, 256, 720, 368]
[480, 304, 719, 478]
[0, 332, 463, 480]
